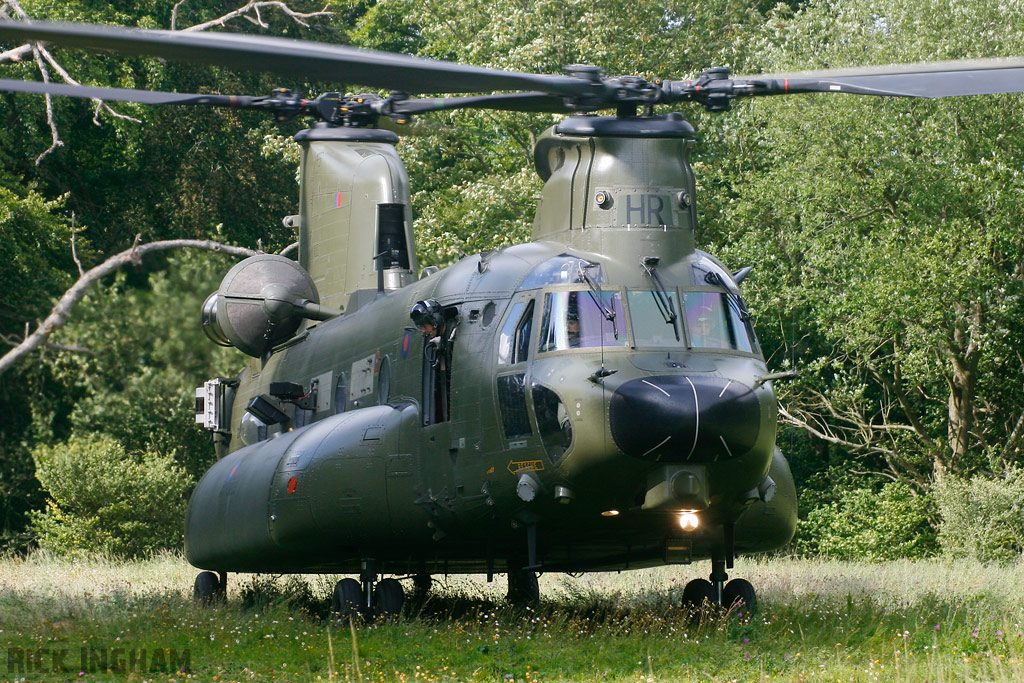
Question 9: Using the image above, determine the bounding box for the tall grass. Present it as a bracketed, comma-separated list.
[2, 552, 1023, 681]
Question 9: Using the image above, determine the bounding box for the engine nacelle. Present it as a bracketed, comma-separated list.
[201, 254, 333, 357]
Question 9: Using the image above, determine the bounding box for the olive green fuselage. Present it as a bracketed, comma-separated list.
[185, 115, 797, 576]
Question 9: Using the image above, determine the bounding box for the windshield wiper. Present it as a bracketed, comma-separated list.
[640, 256, 680, 341]
[705, 270, 750, 322]
[577, 261, 618, 339]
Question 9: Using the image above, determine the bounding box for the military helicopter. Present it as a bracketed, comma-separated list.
[2, 20, 1024, 618]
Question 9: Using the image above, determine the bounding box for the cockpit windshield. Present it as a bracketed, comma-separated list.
[682, 291, 756, 352]
[628, 290, 687, 348]
[537, 290, 627, 352]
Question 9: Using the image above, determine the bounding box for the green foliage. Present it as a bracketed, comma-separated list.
[933, 469, 1024, 564]
[3, 0, 1024, 562]
[50, 249, 244, 477]
[699, 0, 1024, 486]
[796, 482, 937, 561]
[30, 434, 192, 557]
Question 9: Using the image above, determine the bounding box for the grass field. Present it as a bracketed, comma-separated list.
[2, 552, 1023, 682]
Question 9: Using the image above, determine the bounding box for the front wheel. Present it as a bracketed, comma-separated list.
[722, 578, 757, 613]
[681, 578, 716, 610]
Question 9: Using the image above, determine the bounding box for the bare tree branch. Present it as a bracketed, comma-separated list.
[3, 0, 333, 148]
[0, 239, 258, 376]
[170, 0, 190, 31]
[0, 42, 32, 64]
[70, 227, 84, 278]
[1, 333, 95, 356]
[182, 1, 332, 32]
[30, 43, 63, 165]
[779, 399, 930, 489]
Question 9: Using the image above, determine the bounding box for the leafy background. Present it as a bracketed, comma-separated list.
[1, 0, 1023, 561]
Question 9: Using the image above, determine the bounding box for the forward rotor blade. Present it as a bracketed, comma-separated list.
[740, 58, 1024, 98]
[391, 93, 573, 115]
[0, 77, 258, 107]
[0, 20, 596, 97]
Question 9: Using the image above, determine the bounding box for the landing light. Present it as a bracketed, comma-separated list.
[677, 510, 700, 530]
[601, 509, 620, 517]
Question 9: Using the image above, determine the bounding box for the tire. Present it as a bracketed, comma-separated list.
[412, 573, 432, 597]
[506, 568, 539, 604]
[722, 578, 757, 614]
[193, 571, 223, 605]
[331, 578, 362, 620]
[374, 578, 405, 619]
[681, 578, 716, 610]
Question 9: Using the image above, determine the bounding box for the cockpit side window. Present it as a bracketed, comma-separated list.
[498, 300, 535, 365]
[682, 291, 756, 352]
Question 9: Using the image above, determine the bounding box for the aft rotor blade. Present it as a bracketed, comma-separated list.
[0, 77, 259, 107]
[740, 58, 1024, 98]
[0, 20, 596, 97]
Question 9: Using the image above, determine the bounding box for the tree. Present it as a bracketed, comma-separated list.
[696, 0, 1024, 487]
[0, 0, 344, 549]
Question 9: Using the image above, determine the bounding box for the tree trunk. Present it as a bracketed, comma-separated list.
[944, 301, 982, 471]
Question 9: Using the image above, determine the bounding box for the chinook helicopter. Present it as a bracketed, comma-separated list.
[3, 20, 1024, 617]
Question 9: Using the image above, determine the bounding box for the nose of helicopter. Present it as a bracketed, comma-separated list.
[609, 375, 761, 462]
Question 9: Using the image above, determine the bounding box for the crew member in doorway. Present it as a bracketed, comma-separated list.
[410, 299, 456, 423]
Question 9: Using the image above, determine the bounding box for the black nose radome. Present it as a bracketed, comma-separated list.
[609, 375, 760, 462]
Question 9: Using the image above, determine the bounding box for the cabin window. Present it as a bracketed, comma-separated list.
[497, 373, 532, 438]
[682, 291, 756, 352]
[537, 289, 627, 352]
[627, 290, 686, 348]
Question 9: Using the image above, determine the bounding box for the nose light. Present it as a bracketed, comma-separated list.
[677, 510, 700, 530]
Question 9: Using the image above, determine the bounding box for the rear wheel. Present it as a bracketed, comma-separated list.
[506, 568, 539, 604]
[374, 578, 405, 618]
[412, 573, 432, 599]
[193, 571, 224, 605]
[331, 578, 362, 620]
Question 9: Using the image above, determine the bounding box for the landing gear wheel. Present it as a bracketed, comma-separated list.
[412, 573, 432, 598]
[374, 578, 405, 618]
[331, 578, 362, 620]
[722, 578, 757, 614]
[681, 578, 716, 610]
[193, 571, 224, 605]
[506, 568, 539, 604]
